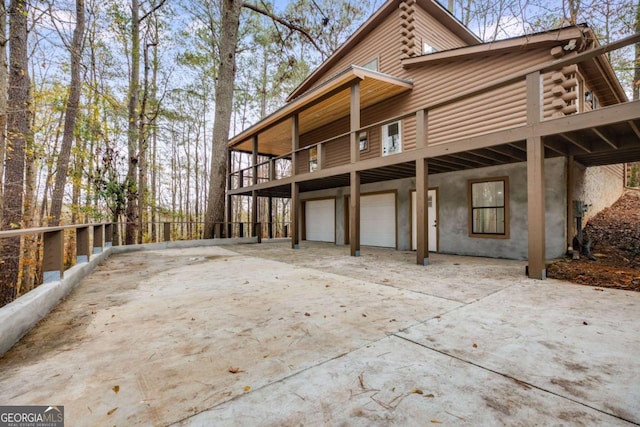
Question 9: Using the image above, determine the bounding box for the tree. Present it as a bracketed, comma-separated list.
[1, 0, 30, 304]
[49, 0, 86, 225]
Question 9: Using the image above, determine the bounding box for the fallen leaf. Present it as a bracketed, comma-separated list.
[389, 318, 396, 322]
[472, 343, 478, 348]
[431, 421, 442, 424]
[107, 407, 118, 416]
[425, 393, 435, 398]
[112, 385, 119, 394]
[583, 321, 588, 325]
[362, 313, 367, 317]
[304, 312, 311, 317]
[411, 388, 423, 394]
[243, 385, 251, 392]
[325, 284, 330, 288]
[228, 367, 244, 374]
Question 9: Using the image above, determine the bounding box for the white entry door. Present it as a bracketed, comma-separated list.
[412, 189, 438, 251]
[361, 193, 396, 248]
[305, 199, 335, 242]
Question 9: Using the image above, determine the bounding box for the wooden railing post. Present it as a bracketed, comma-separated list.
[76, 226, 90, 264]
[163, 222, 171, 242]
[105, 223, 113, 247]
[255, 223, 262, 243]
[43, 230, 64, 283]
[93, 224, 104, 254]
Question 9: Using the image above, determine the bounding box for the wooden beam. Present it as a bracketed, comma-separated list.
[592, 127, 618, 149]
[543, 142, 567, 156]
[628, 120, 640, 139]
[484, 146, 526, 161]
[559, 133, 592, 153]
[350, 171, 360, 256]
[416, 158, 429, 265]
[527, 136, 546, 280]
[448, 152, 491, 166]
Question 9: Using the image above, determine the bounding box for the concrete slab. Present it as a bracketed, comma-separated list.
[178, 335, 632, 426]
[398, 281, 640, 424]
[0, 242, 637, 426]
[0, 246, 459, 426]
[231, 241, 528, 304]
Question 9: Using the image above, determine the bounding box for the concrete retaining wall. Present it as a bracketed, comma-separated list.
[0, 237, 258, 357]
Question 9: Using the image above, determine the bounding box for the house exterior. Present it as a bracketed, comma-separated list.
[225, 0, 640, 279]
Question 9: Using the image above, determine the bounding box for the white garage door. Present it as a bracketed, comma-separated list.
[305, 199, 335, 242]
[361, 193, 396, 248]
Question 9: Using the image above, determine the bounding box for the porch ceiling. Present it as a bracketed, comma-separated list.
[229, 66, 413, 157]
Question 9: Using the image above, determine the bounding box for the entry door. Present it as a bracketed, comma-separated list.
[412, 189, 438, 251]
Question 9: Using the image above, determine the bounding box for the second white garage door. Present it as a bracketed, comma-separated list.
[305, 199, 335, 242]
[361, 193, 396, 248]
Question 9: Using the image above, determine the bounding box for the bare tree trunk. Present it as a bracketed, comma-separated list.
[49, 0, 85, 225]
[203, 0, 243, 238]
[125, 0, 140, 244]
[0, 0, 29, 306]
[0, 3, 7, 219]
[634, 0, 639, 101]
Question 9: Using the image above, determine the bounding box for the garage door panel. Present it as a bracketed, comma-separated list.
[361, 193, 396, 248]
[305, 199, 335, 242]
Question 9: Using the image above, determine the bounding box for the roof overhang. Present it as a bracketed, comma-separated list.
[228, 66, 413, 156]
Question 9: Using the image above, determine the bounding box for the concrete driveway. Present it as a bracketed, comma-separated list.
[0, 241, 638, 426]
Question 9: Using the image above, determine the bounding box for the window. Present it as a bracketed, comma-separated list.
[423, 42, 437, 54]
[362, 58, 378, 72]
[468, 177, 509, 237]
[382, 121, 401, 156]
[309, 146, 318, 172]
[359, 131, 369, 152]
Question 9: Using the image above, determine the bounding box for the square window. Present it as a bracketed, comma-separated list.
[468, 178, 509, 238]
[309, 146, 318, 172]
[382, 121, 401, 156]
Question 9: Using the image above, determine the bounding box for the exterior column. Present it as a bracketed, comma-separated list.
[268, 196, 274, 239]
[76, 226, 90, 264]
[350, 171, 360, 256]
[527, 136, 546, 279]
[43, 230, 64, 283]
[226, 149, 233, 238]
[416, 158, 429, 265]
[350, 83, 360, 164]
[291, 182, 300, 249]
[566, 155, 574, 253]
[251, 191, 258, 238]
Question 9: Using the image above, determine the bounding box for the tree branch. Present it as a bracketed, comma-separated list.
[242, 2, 328, 57]
[139, 0, 168, 23]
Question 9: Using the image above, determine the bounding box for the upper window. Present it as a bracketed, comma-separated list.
[359, 131, 369, 152]
[468, 177, 509, 238]
[309, 146, 318, 172]
[382, 121, 402, 156]
[362, 58, 378, 72]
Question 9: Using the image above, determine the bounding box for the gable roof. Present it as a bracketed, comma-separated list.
[286, 0, 480, 102]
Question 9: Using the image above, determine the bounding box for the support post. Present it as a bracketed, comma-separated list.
[76, 226, 90, 264]
[268, 197, 274, 239]
[93, 224, 104, 254]
[251, 191, 258, 237]
[350, 171, 360, 257]
[256, 223, 262, 243]
[43, 230, 64, 283]
[291, 182, 299, 249]
[526, 71, 546, 279]
[350, 83, 361, 164]
[566, 155, 574, 253]
[226, 194, 233, 238]
[416, 158, 429, 265]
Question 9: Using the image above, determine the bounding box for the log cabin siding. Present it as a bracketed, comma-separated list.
[412, 6, 467, 53]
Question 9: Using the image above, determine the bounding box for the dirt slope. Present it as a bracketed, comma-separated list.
[548, 190, 640, 291]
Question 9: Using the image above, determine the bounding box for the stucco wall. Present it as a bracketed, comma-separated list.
[573, 163, 624, 224]
[300, 157, 569, 260]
